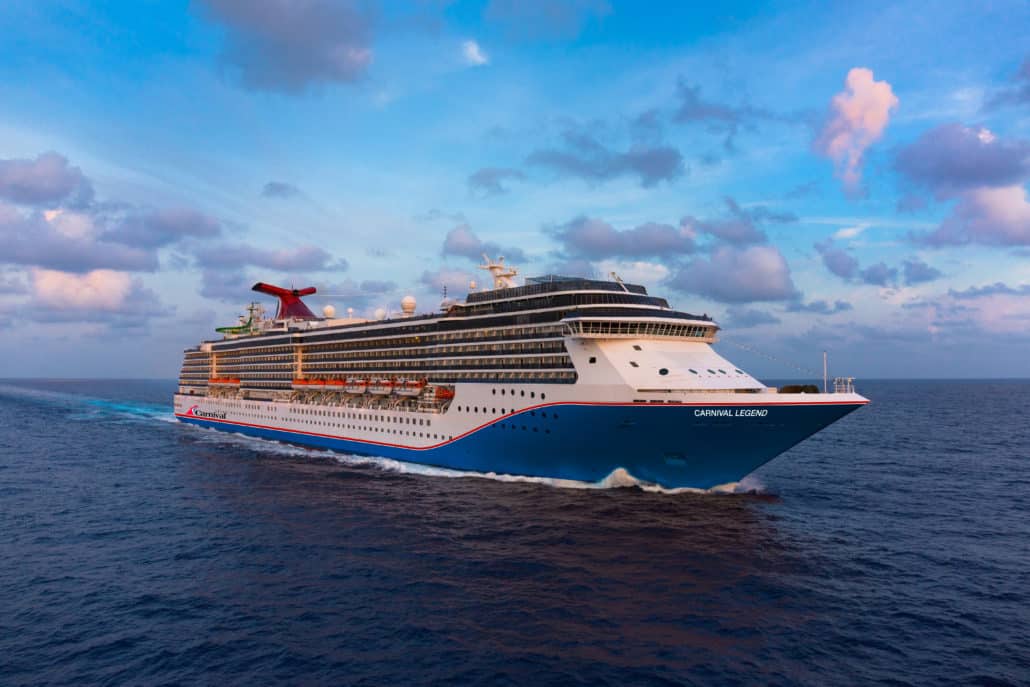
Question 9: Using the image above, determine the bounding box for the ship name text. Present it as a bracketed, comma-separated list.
[693, 408, 769, 417]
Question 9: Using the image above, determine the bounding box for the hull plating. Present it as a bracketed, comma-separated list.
[175, 401, 864, 489]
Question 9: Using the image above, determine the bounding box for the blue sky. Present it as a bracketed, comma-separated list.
[1, 0, 1028, 379]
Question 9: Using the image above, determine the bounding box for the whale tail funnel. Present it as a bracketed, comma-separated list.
[251, 282, 318, 320]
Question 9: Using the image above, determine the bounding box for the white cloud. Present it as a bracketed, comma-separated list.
[31, 269, 133, 310]
[595, 259, 669, 285]
[832, 222, 871, 240]
[45, 209, 95, 239]
[462, 40, 489, 66]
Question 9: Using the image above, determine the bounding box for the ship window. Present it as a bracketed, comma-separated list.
[530, 392, 536, 398]
[588, 356, 596, 364]
[629, 361, 639, 368]
[659, 368, 669, 376]
[689, 369, 698, 374]
[707, 369, 715, 374]
[541, 393, 546, 400]
[633, 345, 642, 351]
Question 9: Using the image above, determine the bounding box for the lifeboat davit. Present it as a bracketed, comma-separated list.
[368, 378, 394, 395]
[344, 378, 368, 394]
[395, 379, 426, 397]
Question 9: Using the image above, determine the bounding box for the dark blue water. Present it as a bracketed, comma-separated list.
[1, 380, 1028, 686]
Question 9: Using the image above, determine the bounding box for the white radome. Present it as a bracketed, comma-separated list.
[322, 305, 336, 318]
[401, 295, 416, 316]
[374, 308, 387, 320]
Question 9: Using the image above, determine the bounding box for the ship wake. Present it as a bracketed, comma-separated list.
[184, 423, 765, 495]
[0, 383, 177, 424]
[0, 384, 764, 495]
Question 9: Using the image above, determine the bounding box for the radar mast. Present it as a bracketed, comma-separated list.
[479, 253, 519, 289]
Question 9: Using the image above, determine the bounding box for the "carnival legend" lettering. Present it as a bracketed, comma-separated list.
[693, 408, 769, 417]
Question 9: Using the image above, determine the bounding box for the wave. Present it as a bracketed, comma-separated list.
[182, 423, 765, 495]
[0, 383, 177, 424]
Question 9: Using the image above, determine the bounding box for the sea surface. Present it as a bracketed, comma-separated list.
[1, 379, 1028, 686]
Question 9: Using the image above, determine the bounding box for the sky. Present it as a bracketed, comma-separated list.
[0, 0, 1028, 380]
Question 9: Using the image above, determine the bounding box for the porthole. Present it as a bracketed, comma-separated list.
[633, 345, 642, 351]
[689, 369, 698, 374]
[659, 368, 669, 376]
[520, 390, 525, 397]
[588, 356, 597, 364]
[629, 361, 639, 368]
[541, 393, 546, 400]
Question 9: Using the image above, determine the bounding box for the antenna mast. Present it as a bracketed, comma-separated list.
[478, 253, 519, 289]
[823, 351, 828, 394]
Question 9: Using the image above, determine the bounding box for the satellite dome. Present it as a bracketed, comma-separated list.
[374, 307, 387, 320]
[322, 305, 336, 318]
[400, 295, 416, 316]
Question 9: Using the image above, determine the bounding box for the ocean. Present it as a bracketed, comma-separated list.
[1, 379, 1027, 686]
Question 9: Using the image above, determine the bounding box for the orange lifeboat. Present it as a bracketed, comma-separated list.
[395, 379, 426, 397]
[368, 378, 394, 395]
[344, 378, 368, 394]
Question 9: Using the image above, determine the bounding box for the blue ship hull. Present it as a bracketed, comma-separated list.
[176, 401, 865, 489]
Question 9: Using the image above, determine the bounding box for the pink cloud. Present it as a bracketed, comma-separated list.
[816, 68, 899, 196]
[925, 185, 1030, 246]
[31, 269, 133, 310]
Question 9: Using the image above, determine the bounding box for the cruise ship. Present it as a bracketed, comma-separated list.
[173, 257, 868, 489]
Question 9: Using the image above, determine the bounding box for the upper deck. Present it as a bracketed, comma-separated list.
[200, 267, 715, 351]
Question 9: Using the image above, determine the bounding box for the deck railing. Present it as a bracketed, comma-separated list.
[833, 376, 856, 393]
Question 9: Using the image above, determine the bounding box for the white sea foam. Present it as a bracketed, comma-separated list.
[0, 383, 179, 424]
[181, 422, 762, 495]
